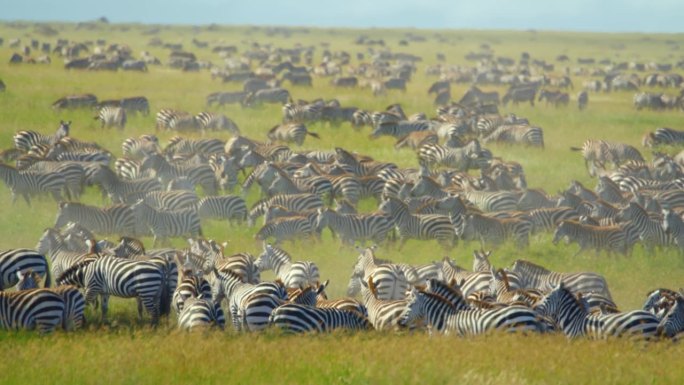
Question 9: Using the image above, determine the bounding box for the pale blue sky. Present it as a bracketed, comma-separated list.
[2, 0, 681, 33]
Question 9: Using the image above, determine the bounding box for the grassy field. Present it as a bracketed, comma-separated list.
[0, 21, 683, 384]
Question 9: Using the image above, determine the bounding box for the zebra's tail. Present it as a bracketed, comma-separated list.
[158, 267, 171, 318]
[43, 255, 51, 288]
[569, 146, 582, 151]
[307, 132, 321, 139]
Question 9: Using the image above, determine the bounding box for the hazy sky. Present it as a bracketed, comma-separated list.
[2, 0, 682, 33]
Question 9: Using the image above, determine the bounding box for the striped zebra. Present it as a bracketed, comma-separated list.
[315, 208, 392, 246]
[91, 165, 162, 204]
[0, 289, 65, 333]
[656, 297, 684, 339]
[282, 102, 322, 124]
[131, 200, 202, 247]
[13, 120, 70, 152]
[460, 213, 532, 248]
[418, 141, 482, 171]
[254, 215, 316, 245]
[535, 283, 659, 339]
[122, 135, 160, 159]
[371, 120, 432, 139]
[211, 253, 261, 285]
[195, 112, 240, 134]
[15, 270, 86, 330]
[0, 164, 65, 205]
[662, 208, 684, 255]
[642, 288, 679, 317]
[94, 106, 127, 129]
[127, 190, 199, 211]
[333, 147, 397, 177]
[643, 127, 684, 147]
[269, 304, 371, 333]
[196, 195, 247, 224]
[526, 207, 580, 234]
[359, 277, 410, 330]
[241, 88, 291, 107]
[164, 137, 226, 158]
[54, 202, 137, 237]
[140, 154, 218, 195]
[482, 125, 544, 148]
[57, 255, 171, 324]
[155, 109, 197, 131]
[0, 249, 51, 290]
[35, 228, 98, 282]
[247, 194, 324, 226]
[177, 297, 225, 330]
[267, 123, 320, 146]
[571, 140, 644, 170]
[552, 220, 628, 256]
[616, 202, 670, 253]
[507, 259, 613, 300]
[379, 196, 456, 250]
[459, 190, 520, 212]
[120, 96, 150, 116]
[538, 89, 570, 107]
[20, 160, 85, 200]
[502, 85, 537, 106]
[255, 244, 320, 289]
[172, 272, 212, 313]
[347, 246, 417, 299]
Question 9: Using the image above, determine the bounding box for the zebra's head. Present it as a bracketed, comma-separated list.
[398, 286, 423, 328]
[551, 222, 570, 245]
[656, 297, 684, 339]
[472, 250, 492, 272]
[57, 120, 71, 138]
[36, 228, 62, 255]
[662, 209, 679, 234]
[255, 243, 275, 272]
[314, 208, 330, 231]
[534, 283, 584, 322]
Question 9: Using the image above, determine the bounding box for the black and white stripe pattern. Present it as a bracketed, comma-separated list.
[379, 196, 456, 249]
[172, 273, 211, 313]
[54, 202, 137, 237]
[195, 112, 240, 134]
[95, 106, 127, 129]
[13, 121, 70, 152]
[656, 297, 684, 339]
[552, 220, 627, 256]
[418, 141, 482, 171]
[643, 127, 684, 147]
[616, 202, 670, 252]
[255, 244, 320, 289]
[242, 88, 291, 107]
[164, 137, 226, 158]
[91, 165, 162, 204]
[248, 194, 324, 226]
[459, 212, 532, 248]
[359, 277, 410, 330]
[140, 154, 217, 195]
[282, 103, 322, 124]
[177, 297, 225, 330]
[15, 271, 85, 331]
[482, 124, 544, 148]
[131, 200, 202, 246]
[254, 215, 316, 245]
[371, 120, 431, 139]
[269, 304, 371, 333]
[315, 208, 392, 246]
[128, 190, 199, 211]
[0, 164, 65, 205]
[122, 135, 160, 160]
[0, 249, 51, 290]
[0, 289, 65, 333]
[267, 123, 320, 146]
[197, 195, 247, 224]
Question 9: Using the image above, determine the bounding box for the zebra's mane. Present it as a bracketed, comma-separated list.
[56, 255, 99, 285]
[416, 289, 458, 311]
[511, 259, 550, 275]
[494, 268, 511, 291]
[118, 237, 146, 255]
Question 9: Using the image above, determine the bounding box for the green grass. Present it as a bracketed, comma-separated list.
[0, 21, 684, 384]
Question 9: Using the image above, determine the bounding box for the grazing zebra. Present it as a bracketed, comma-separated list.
[662, 208, 684, 255]
[538, 90, 570, 107]
[459, 86, 500, 105]
[242, 88, 291, 107]
[195, 112, 240, 134]
[459, 190, 519, 212]
[196, 195, 247, 224]
[270, 304, 371, 333]
[616, 202, 670, 253]
[164, 137, 226, 157]
[254, 216, 316, 245]
[643, 127, 684, 147]
[127, 190, 199, 211]
[315, 208, 392, 246]
[0, 249, 51, 290]
[418, 141, 482, 171]
[347, 246, 415, 300]
[577, 91, 588, 110]
[177, 297, 225, 331]
[0, 289, 65, 333]
[57, 255, 171, 325]
[122, 135, 160, 159]
[90, 165, 162, 204]
[460, 213, 532, 248]
[13, 120, 70, 152]
[172, 272, 212, 313]
[267, 123, 320, 146]
[571, 139, 644, 170]
[656, 297, 684, 339]
[121, 96, 150, 116]
[552, 220, 627, 256]
[255, 244, 320, 289]
[371, 120, 432, 139]
[94, 106, 127, 129]
[35, 228, 98, 282]
[247, 194, 324, 226]
[526, 207, 580, 234]
[502, 86, 537, 106]
[482, 125, 544, 148]
[282, 103, 322, 124]
[379, 196, 456, 250]
[15, 270, 85, 330]
[140, 154, 217, 195]
[535, 284, 659, 339]
[0, 164, 65, 205]
[131, 200, 202, 246]
[54, 202, 137, 237]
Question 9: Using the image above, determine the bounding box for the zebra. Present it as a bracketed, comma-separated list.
[459, 86, 500, 105]
[195, 112, 240, 134]
[140, 154, 217, 195]
[267, 123, 320, 146]
[13, 120, 69, 152]
[656, 296, 684, 339]
[282, 103, 322, 124]
[552, 220, 628, 256]
[459, 190, 519, 212]
[662, 208, 684, 255]
[35, 228, 99, 282]
[418, 141, 482, 171]
[333, 147, 397, 177]
[121, 96, 150, 116]
[155, 109, 195, 131]
[94, 106, 127, 129]
[0, 289, 65, 333]
[254, 216, 316, 245]
[507, 259, 613, 300]
[378, 196, 456, 250]
[57, 255, 171, 325]
[538, 89, 570, 107]
[90, 165, 162, 204]
[255, 244, 320, 289]
[359, 277, 410, 330]
[206, 91, 249, 107]
[459, 212, 532, 248]
[164, 137, 226, 158]
[0, 164, 65, 205]
[0, 249, 51, 290]
[127, 190, 199, 211]
[616, 202, 670, 253]
[172, 271, 212, 313]
[20, 160, 85, 200]
[196, 195, 247, 224]
[122, 135, 160, 160]
[315, 208, 392, 246]
[535, 283, 659, 339]
[525, 207, 580, 234]
[502, 86, 537, 106]
[241, 88, 291, 107]
[347, 246, 418, 299]
[570, 140, 643, 171]
[54, 202, 137, 237]
[177, 296, 225, 331]
[482, 125, 544, 148]
[643, 127, 684, 147]
[15, 270, 85, 330]
[370, 120, 432, 139]
[269, 304, 371, 333]
[247, 194, 324, 226]
[131, 200, 202, 247]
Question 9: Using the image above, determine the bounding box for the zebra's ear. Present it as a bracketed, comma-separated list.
[16, 270, 24, 281]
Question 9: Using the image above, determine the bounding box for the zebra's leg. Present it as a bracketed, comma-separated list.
[101, 294, 110, 323]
